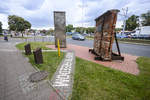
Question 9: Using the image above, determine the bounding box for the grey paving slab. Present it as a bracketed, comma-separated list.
[51, 51, 75, 100]
[0, 42, 62, 100]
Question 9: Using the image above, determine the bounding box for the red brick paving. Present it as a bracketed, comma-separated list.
[46, 44, 139, 75]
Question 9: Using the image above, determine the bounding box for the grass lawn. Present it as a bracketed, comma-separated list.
[16, 42, 53, 50]
[67, 35, 72, 38]
[16, 42, 64, 79]
[72, 57, 150, 100]
[118, 38, 150, 44]
[85, 36, 94, 40]
[26, 52, 65, 79]
[12, 36, 31, 39]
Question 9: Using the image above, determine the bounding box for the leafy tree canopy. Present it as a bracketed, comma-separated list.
[141, 11, 150, 26]
[0, 21, 2, 33]
[8, 15, 31, 32]
[125, 15, 139, 31]
[74, 27, 95, 34]
[66, 24, 74, 32]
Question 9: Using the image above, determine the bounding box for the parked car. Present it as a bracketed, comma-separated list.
[66, 32, 73, 35]
[130, 34, 138, 39]
[82, 33, 88, 36]
[72, 32, 80, 35]
[116, 34, 127, 38]
[40, 33, 46, 36]
[72, 34, 85, 41]
[131, 34, 150, 39]
[0, 33, 3, 35]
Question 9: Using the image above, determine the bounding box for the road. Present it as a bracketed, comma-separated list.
[0, 36, 150, 57]
[66, 38, 150, 57]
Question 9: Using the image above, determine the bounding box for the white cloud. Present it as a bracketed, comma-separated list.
[0, 0, 150, 29]
[116, 20, 123, 28]
[0, 14, 8, 29]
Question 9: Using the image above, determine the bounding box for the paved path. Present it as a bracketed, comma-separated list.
[51, 51, 75, 99]
[47, 44, 139, 75]
[0, 42, 62, 100]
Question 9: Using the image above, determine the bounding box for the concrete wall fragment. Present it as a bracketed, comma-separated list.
[93, 9, 120, 60]
[54, 11, 66, 48]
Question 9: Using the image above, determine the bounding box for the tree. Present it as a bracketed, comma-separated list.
[125, 15, 139, 31]
[115, 28, 122, 32]
[24, 21, 31, 30]
[141, 11, 150, 26]
[66, 24, 74, 32]
[0, 21, 2, 33]
[74, 27, 95, 34]
[49, 29, 54, 35]
[28, 29, 36, 33]
[46, 28, 54, 35]
[40, 29, 46, 34]
[75, 27, 83, 33]
[8, 15, 31, 37]
[87, 27, 95, 33]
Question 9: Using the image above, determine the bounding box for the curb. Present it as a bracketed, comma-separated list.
[118, 41, 150, 46]
[50, 50, 75, 100]
[20, 49, 67, 100]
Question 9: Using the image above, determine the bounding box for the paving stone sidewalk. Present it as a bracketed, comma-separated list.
[50, 51, 75, 100]
[0, 42, 62, 100]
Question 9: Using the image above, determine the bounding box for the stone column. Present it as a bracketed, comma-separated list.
[54, 11, 66, 48]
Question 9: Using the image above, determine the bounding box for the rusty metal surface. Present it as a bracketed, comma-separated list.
[93, 9, 120, 60]
[54, 11, 66, 48]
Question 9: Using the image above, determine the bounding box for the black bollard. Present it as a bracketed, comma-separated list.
[24, 44, 32, 55]
[33, 48, 43, 64]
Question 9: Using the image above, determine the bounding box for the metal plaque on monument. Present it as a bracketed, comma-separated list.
[54, 11, 66, 48]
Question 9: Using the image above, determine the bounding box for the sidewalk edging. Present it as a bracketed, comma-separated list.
[51, 50, 75, 100]
[24, 50, 74, 100]
[24, 50, 67, 100]
[118, 41, 150, 46]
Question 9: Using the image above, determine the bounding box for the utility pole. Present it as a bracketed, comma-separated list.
[138, 17, 142, 36]
[78, 0, 88, 33]
[119, 7, 128, 35]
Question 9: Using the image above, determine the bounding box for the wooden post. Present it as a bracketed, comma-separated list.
[33, 48, 43, 64]
[24, 43, 31, 55]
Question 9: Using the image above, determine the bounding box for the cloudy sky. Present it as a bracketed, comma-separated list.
[0, 0, 150, 29]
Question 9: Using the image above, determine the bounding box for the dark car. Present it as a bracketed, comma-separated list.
[72, 34, 85, 41]
[0, 33, 3, 35]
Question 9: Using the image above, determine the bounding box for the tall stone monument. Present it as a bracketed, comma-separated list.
[54, 11, 66, 48]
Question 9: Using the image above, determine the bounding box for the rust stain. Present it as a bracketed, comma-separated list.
[93, 9, 120, 60]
